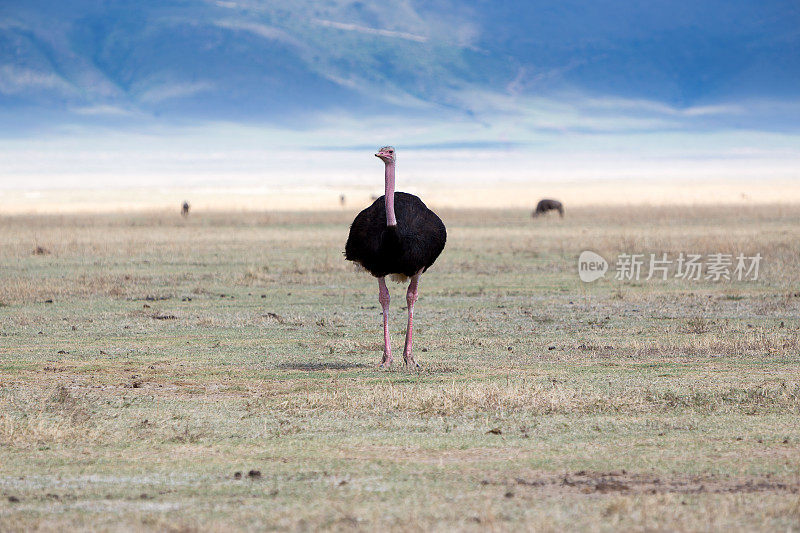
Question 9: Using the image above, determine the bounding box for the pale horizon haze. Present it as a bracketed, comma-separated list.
[1, 0, 799, 210]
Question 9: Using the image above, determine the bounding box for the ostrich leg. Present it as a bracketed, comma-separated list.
[378, 277, 392, 366]
[402, 271, 422, 368]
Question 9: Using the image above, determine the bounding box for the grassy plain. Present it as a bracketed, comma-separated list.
[1, 205, 799, 531]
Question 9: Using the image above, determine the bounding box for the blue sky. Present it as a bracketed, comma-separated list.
[1, 0, 799, 188]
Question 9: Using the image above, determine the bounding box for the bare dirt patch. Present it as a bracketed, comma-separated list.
[489, 470, 800, 495]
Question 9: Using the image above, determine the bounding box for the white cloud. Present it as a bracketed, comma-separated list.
[139, 82, 215, 103]
[71, 105, 137, 116]
[213, 20, 308, 50]
[680, 105, 744, 117]
[582, 97, 744, 118]
[0, 65, 75, 95]
[313, 19, 428, 43]
[447, 89, 683, 133]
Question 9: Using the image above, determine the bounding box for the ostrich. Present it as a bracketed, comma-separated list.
[181, 201, 190, 217]
[345, 146, 446, 368]
[533, 198, 564, 218]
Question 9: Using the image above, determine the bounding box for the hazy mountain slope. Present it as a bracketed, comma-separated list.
[0, 0, 798, 129]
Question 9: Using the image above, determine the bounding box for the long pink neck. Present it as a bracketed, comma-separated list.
[384, 161, 397, 227]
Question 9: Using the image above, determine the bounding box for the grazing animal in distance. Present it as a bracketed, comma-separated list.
[340, 194, 346, 207]
[533, 198, 564, 218]
[181, 201, 190, 217]
[345, 146, 446, 368]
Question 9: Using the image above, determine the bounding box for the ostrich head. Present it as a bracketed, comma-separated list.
[375, 146, 396, 164]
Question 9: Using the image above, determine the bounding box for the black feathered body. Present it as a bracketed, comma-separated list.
[345, 192, 446, 278]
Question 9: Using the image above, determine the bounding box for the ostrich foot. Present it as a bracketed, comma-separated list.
[380, 352, 394, 368]
[403, 352, 421, 370]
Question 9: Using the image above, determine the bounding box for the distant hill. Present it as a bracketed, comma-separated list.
[1, 0, 798, 130]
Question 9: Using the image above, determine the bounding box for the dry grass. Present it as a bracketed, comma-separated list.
[1, 205, 800, 531]
[0, 386, 97, 446]
[263, 378, 800, 417]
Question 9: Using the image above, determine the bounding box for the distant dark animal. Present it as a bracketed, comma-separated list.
[181, 201, 190, 217]
[345, 146, 446, 368]
[340, 194, 346, 206]
[533, 198, 564, 218]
